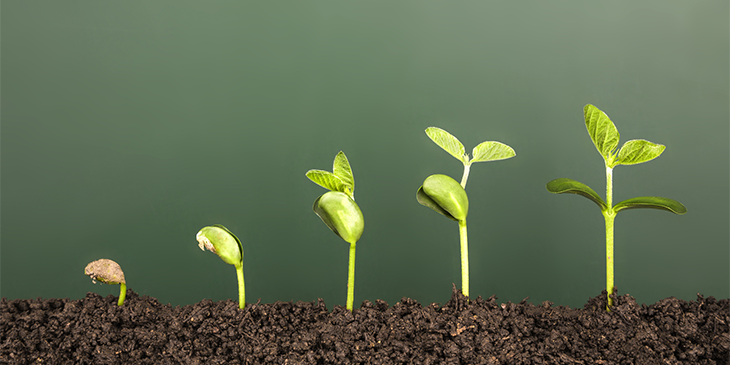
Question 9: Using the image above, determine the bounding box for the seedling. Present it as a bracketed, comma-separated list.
[546, 104, 687, 309]
[417, 127, 515, 297]
[196, 224, 245, 309]
[306, 151, 364, 312]
[84, 258, 127, 306]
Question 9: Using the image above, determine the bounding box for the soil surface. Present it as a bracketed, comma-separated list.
[2, 286, 728, 364]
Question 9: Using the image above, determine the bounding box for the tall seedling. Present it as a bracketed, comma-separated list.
[547, 104, 686, 309]
[417, 127, 515, 298]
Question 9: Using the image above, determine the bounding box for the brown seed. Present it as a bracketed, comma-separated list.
[84, 259, 126, 285]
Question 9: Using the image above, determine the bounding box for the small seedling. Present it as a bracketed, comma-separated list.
[546, 104, 687, 309]
[417, 127, 515, 297]
[196, 224, 245, 309]
[84, 258, 127, 306]
[306, 151, 364, 312]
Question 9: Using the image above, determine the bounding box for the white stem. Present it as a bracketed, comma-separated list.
[460, 163, 471, 188]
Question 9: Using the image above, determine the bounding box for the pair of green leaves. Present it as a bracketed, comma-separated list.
[306, 151, 364, 245]
[546, 178, 686, 214]
[425, 127, 516, 171]
[305, 151, 355, 200]
[417, 127, 515, 220]
[546, 104, 686, 215]
[583, 104, 667, 168]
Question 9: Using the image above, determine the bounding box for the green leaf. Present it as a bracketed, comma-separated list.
[546, 178, 607, 211]
[313, 191, 364, 244]
[306, 170, 347, 193]
[418, 174, 469, 221]
[332, 151, 354, 197]
[425, 127, 466, 163]
[471, 141, 516, 163]
[616, 139, 666, 166]
[614, 196, 687, 214]
[584, 104, 620, 162]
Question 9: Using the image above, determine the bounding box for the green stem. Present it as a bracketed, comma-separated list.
[604, 166, 615, 310]
[346, 242, 357, 311]
[117, 283, 127, 306]
[603, 211, 615, 310]
[236, 264, 245, 309]
[458, 219, 469, 298]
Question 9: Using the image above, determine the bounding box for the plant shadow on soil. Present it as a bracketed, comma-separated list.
[2, 285, 728, 364]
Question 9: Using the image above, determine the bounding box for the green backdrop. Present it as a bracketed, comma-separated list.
[2, 1, 728, 309]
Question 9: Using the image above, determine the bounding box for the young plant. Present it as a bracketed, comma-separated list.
[84, 258, 127, 306]
[306, 151, 364, 312]
[546, 104, 687, 309]
[417, 127, 515, 298]
[196, 224, 245, 309]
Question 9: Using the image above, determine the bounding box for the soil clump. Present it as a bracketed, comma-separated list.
[2, 286, 728, 364]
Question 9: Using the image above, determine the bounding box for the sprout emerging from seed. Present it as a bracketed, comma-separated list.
[196, 224, 245, 309]
[84, 258, 127, 306]
[306, 151, 364, 312]
[417, 127, 515, 298]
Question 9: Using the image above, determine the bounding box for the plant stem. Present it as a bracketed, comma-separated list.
[603, 211, 616, 310]
[458, 219, 469, 298]
[117, 283, 126, 306]
[236, 264, 245, 309]
[460, 163, 471, 188]
[459, 160, 471, 298]
[346, 242, 357, 311]
[604, 166, 616, 310]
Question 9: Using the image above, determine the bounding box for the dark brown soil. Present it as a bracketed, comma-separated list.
[2, 286, 728, 364]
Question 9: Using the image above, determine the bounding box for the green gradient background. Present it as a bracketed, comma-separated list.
[2, 1, 728, 309]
